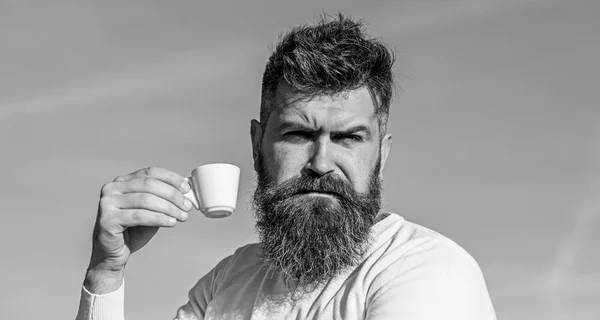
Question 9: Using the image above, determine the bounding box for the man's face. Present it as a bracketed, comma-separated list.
[250, 84, 392, 288]
[254, 84, 390, 190]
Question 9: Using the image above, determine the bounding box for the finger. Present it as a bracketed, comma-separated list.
[118, 209, 178, 228]
[113, 193, 188, 222]
[113, 177, 192, 212]
[114, 167, 191, 194]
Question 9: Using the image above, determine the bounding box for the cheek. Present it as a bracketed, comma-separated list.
[342, 150, 380, 193]
[264, 142, 309, 183]
[343, 162, 371, 193]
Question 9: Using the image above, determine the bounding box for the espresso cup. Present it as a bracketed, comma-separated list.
[182, 163, 240, 218]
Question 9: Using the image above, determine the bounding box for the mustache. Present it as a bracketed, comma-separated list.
[261, 174, 357, 203]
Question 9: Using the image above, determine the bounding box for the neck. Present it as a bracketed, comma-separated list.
[373, 212, 388, 224]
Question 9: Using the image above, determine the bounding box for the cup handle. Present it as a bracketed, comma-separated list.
[182, 177, 199, 210]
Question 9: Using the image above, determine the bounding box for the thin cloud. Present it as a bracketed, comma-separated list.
[492, 125, 600, 302]
[542, 206, 598, 298]
[546, 123, 600, 288]
[377, 0, 512, 35]
[376, 0, 557, 36]
[0, 49, 246, 122]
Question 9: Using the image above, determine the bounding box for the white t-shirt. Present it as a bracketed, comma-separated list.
[77, 213, 497, 319]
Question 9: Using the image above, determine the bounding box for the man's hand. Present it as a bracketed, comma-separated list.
[84, 167, 193, 294]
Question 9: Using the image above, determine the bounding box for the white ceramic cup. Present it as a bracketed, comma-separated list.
[182, 163, 240, 219]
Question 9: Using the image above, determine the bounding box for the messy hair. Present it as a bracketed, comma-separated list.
[260, 13, 396, 136]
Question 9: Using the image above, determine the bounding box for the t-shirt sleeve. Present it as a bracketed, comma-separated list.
[365, 238, 497, 320]
[172, 255, 234, 320]
[76, 279, 125, 320]
[75, 253, 237, 320]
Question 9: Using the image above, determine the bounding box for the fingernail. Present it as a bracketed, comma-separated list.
[181, 211, 189, 221]
[168, 217, 177, 225]
[181, 180, 191, 193]
[184, 199, 192, 210]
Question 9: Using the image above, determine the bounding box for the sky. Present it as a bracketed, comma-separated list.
[0, 0, 598, 319]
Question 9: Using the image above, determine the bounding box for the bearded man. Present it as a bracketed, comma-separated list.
[76, 14, 496, 320]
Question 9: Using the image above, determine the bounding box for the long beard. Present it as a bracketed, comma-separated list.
[252, 153, 382, 289]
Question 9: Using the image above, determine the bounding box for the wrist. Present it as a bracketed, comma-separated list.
[84, 266, 125, 295]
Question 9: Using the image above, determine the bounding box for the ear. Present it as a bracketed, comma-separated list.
[250, 119, 263, 172]
[379, 133, 392, 178]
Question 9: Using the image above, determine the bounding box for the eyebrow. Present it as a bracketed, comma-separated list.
[277, 122, 372, 137]
[277, 122, 311, 132]
[335, 125, 372, 137]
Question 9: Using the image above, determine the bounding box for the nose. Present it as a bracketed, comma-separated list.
[304, 138, 335, 177]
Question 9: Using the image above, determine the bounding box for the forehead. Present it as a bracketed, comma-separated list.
[269, 84, 378, 129]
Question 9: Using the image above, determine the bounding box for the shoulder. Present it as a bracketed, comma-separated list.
[187, 243, 262, 295]
[211, 243, 262, 277]
[404, 220, 481, 271]
[371, 213, 482, 274]
[365, 214, 496, 318]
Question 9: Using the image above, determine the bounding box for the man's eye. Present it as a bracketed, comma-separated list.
[286, 131, 310, 137]
[337, 135, 363, 142]
[284, 131, 311, 142]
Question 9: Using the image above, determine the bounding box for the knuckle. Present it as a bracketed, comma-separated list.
[178, 195, 187, 209]
[141, 177, 154, 188]
[97, 215, 109, 231]
[113, 175, 125, 182]
[137, 193, 151, 205]
[170, 204, 181, 215]
[100, 183, 112, 196]
[151, 212, 165, 225]
[97, 207, 114, 227]
[131, 210, 142, 223]
[162, 214, 173, 225]
[171, 188, 183, 203]
[144, 166, 157, 176]
[98, 196, 112, 209]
